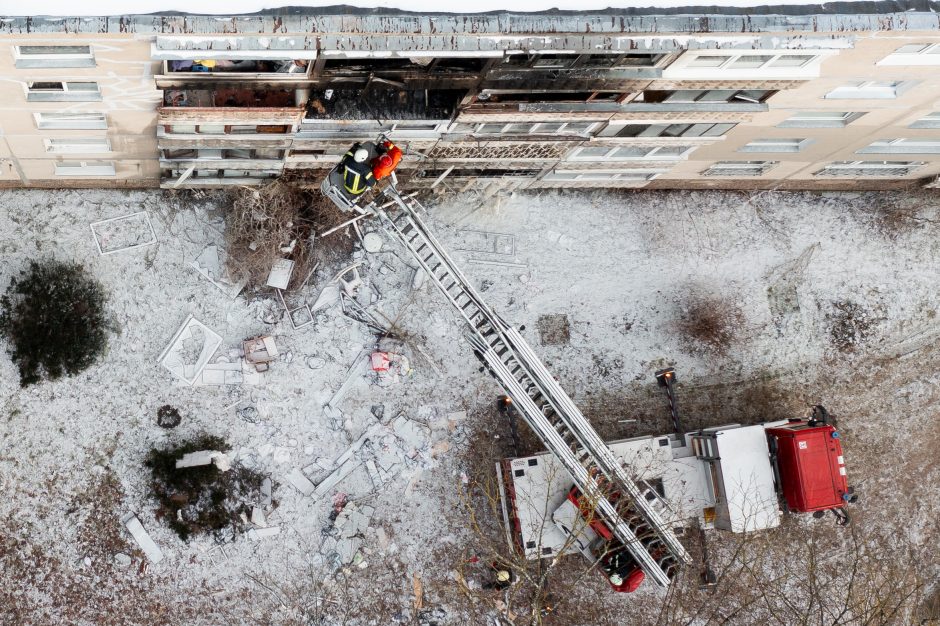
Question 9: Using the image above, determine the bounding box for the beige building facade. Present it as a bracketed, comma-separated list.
[1, 10, 940, 191]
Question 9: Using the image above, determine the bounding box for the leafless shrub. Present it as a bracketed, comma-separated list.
[224, 180, 315, 289]
[676, 293, 744, 356]
[827, 299, 884, 353]
[863, 191, 940, 240]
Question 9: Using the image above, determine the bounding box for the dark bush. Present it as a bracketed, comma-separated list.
[0, 259, 114, 387]
[676, 293, 744, 356]
[146, 435, 267, 541]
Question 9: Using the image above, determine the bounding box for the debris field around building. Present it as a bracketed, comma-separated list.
[0, 187, 938, 624]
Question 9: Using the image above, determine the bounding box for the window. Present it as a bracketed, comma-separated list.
[825, 81, 914, 99]
[44, 138, 111, 154]
[26, 81, 101, 102]
[642, 89, 773, 104]
[34, 112, 107, 130]
[684, 52, 818, 70]
[739, 138, 812, 153]
[471, 121, 598, 136]
[858, 139, 940, 154]
[878, 43, 940, 65]
[54, 161, 116, 176]
[909, 112, 940, 129]
[778, 111, 865, 128]
[606, 122, 735, 138]
[814, 161, 924, 177]
[417, 167, 541, 178]
[569, 145, 695, 160]
[703, 161, 777, 176]
[502, 52, 663, 69]
[542, 169, 663, 182]
[14, 45, 95, 68]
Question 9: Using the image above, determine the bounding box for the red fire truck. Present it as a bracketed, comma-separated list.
[498, 404, 855, 593]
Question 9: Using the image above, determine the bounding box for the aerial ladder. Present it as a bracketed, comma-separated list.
[321, 151, 692, 587]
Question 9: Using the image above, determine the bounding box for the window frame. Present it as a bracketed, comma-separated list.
[778, 111, 865, 129]
[814, 160, 924, 177]
[26, 81, 101, 102]
[824, 81, 915, 100]
[53, 160, 116, 176]
[664, 50, 828, 79]
[738, 138, 812, 153]
[34, 112, 108, 130]
[541, 169, 664, 182]
[702, 161, 778, 177]
[43, 137, 112, 154]
[470, 121, 600, 137]
[568, 144, 696, 161]
[878, 43, 940, 66]
[857, 139, 940, 154]
[14, 45, 95, 69]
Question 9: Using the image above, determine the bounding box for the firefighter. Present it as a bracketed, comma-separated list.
[340, 143, 375, 197]
[371, 140, 403, 181]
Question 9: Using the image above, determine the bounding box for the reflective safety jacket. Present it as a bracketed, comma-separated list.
[372, 142, 403, 180]
[341, 150, 375, 195]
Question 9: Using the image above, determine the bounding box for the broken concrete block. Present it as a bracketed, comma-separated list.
[285, 468, 315, 496]
[266, 259, 294, 290]
[247, 526, 281, 541]
[260, 478, 273, 507]
[114, 552, 132, 568]
[122, 514, 163, 564]
[175, 450, 231, 471]
[251, 507, 267, 528]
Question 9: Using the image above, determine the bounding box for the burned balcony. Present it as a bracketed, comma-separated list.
[158, 86, 305, 128]
[154, 59, 311, 89]
[163, 88, 300, 108]
[298, 88, 463, 139]
[310, 56, 487, 89]
[483, 52, 664, 91]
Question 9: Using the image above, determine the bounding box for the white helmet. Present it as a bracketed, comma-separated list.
[609, 573, 623, 586]
[354, 148, 369, 163]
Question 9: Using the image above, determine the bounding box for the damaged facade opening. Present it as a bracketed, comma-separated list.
[1, 10, 940, 190]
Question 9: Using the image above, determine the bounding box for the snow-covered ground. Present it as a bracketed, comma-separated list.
[0, 187, 937, 625]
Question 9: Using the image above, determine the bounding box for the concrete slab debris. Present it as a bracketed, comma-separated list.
[285, 468, 315, 496]
[193, 359, 244, 386]
[159, 315, 223, 385]
[244, 335, 279, 372]
[247, 526, 281, 541]
[90, 211, 157, 255]
[260, 478, 273, 507]
[251, 507, 267, 527]
[362, 232, 384, 253]
[266, 258, 295, 290]
[122, 513, 163, 564]
[190, 245, 245, 299]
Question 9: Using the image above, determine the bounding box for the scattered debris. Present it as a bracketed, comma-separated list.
[243, 335, 279, 372]
[320, 501, 375, 568]
[371, 351, 413, 386]
[362, 232, 384, 253]
[90, 212, 157, 255]
[285, 468, 316, 496]
[190, 245, 245, 299]
[157, 405, 182, 429]
[247, 526, 281, 541]
[122, 513, 163, 564]
[466, 258, 528, 269]
[335, 264, 364, 297]
[457, 229, 515, 256]
[175, 450, 232, 472]
[237, 405, 260, 423]
[159, 315, 223, 385]
[266, 259, 295, 290]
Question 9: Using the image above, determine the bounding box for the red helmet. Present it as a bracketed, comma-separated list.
[377, 154, 393, 168]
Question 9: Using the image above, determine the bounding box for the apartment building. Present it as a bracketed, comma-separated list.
[1, 9, 940, 191]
